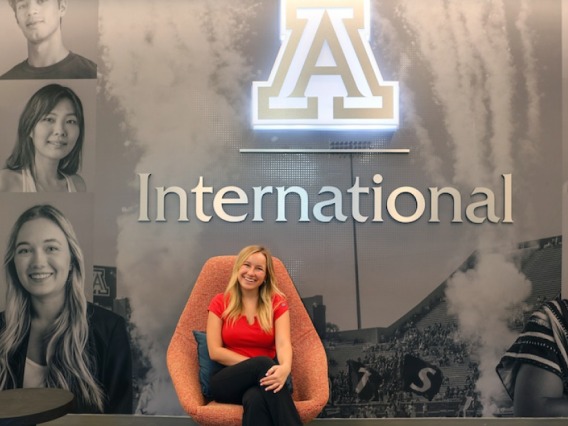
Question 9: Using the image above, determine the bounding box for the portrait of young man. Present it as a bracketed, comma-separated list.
[0, 0, 97, 80]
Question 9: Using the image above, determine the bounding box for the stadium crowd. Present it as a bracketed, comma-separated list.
[324, 322, 482, 418]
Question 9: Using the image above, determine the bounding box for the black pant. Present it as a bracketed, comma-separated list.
[210, 356, 302, 426]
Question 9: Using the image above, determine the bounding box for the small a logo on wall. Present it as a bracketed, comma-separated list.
[252, 0, 399, 130]
[93, 268, 111, 296]
[93, 266, 117, 310]
[93, 265, 116, 309]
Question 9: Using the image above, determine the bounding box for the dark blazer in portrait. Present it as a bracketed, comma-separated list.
[0, 303, 133, 414]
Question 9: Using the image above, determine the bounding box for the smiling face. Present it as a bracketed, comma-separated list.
[30, 98, 79, 164]
[14, 217, 71, 302]
[237, 252, 267, 294]
[14, 0, 66, 45]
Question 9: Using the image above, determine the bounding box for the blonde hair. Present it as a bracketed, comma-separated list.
[0, 204, 104, 411]
[223, 245, 283, 333]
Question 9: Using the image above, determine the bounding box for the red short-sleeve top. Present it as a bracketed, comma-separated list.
[208, 293, 288, 358]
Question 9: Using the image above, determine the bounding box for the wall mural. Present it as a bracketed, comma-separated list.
[0, 0, 564, 419]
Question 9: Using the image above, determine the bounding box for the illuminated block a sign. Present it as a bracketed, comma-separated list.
[93, 266, 116, 309]
[252, 0, 399, 130]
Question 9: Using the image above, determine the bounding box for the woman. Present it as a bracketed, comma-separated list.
[0, 204, 132, 413]
[0, 84, 87, 192]
[207, 245, 302, 426]
[496, 297, 568, 416]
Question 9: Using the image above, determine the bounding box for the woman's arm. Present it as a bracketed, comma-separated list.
[206, 311, 248, 366]
[514, 363, 568, 416]
[260, 311, 292, 393]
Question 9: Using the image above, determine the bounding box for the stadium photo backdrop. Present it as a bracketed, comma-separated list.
[0, 0, 564, 419]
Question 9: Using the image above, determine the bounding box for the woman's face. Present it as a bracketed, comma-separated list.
[30, 98, 79, 164]
[14, 217, 72, 301]
[237, 252, 267, 293]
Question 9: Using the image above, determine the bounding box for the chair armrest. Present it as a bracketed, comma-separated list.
[292, 331, 329, 402]
[167, 328, 206, 416]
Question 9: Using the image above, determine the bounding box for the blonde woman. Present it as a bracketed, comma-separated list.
[0, 204, 132, 413]
[207, 245, 302, 425]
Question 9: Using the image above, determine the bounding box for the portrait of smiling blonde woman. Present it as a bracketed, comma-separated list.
[0, 204, 132, 413]
[206, 245, 302, 426]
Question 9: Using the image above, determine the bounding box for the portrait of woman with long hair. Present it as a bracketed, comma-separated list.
[0, 204, 132, 413]
[0, 84, 87, 192]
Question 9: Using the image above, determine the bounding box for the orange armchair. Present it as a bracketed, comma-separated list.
[167, 255, 329, 426]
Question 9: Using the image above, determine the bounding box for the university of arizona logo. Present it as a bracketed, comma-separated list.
[93, 267, 111, 296]
[252, 0, 399, 130]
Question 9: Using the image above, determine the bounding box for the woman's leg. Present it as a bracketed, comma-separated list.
[242, 386, 272, 426]
[242, 383, 302, 426]
[210, 356, 276, 404]
[210, 356, 302, 426]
